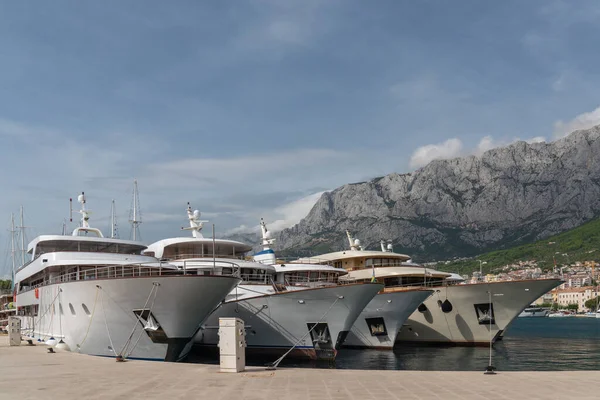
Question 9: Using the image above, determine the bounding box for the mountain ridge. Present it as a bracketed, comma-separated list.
[274, 125, 600, 261]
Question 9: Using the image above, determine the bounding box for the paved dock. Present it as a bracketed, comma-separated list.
[1, 336, 598, 400]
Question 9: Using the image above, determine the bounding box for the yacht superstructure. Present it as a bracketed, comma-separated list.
[14, 193, 240, 361]
[145, 207, 382, 360]
[261, 225, 432, 350]
[297, 231, 563, 347]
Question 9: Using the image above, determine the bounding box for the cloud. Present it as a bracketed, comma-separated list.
[410, 134, 548, 170]
[526, 136, 546, 144]
[224, 190, 326, 235]
[266, 191, 326, 232]
[475, 135, 546, 155]
[144, 149, 347, 192]
[409, 138, 463, 169]
[553, 106, 600, 138]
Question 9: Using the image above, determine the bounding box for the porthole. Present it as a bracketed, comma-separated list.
[69, 303, 76, 316]
[82, 304, 91, 316]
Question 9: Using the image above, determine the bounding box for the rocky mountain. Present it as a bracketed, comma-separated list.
[275, 125, 600, 261]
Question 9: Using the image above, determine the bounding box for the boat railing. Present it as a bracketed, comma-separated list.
[338, 276, 455, 290]
[284, 275, 339, 288]
[19, 260, 240, 294]
[45, 262, 180, 286]
[275, 257, 340, 267]
[180, 259, 241, 277]
[239, 273, 271, 284]
[167, 253, 246, 261]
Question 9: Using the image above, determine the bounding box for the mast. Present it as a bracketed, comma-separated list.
[129, 179, 142, 241]
[260, 218, 275, 251]
[18, 206, 26, 266]
[181, 203, 207, 239]
[346, 230, 362, 251]
[10, 213, 16, 290]
[110, 199, 118, 239]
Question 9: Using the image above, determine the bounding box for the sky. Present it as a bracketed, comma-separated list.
[2, 0, 600, 276]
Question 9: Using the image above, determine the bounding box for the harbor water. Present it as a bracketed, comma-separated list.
[188, 317, 600, 371]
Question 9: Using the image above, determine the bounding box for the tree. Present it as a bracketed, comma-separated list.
[0, 280, 12, 290]
[585, 296, 600, 311]
[566, 303, 579, 311]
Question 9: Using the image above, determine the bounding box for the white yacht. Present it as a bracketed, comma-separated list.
[14, 193, 240, 361]
[260, 224, 434, 350]
[145, 206, 383, 360]
[297, 231, 563, 346]
[518, 305, 550, 318]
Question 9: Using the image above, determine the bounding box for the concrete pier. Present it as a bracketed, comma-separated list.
[1, 336, 598, 400]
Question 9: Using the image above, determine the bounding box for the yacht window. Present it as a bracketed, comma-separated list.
[69, 303, 76, 316]
[82, 303, 91, 316]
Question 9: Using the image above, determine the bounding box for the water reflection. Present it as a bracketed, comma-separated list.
[188, 318, 600, 371]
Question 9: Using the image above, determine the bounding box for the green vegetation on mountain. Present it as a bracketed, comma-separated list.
[436, 217, 600, 276]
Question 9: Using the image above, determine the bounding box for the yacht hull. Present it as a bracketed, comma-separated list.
[17, 275, 239, 361]
[195, 283, 382, 360]
[342, 289, 433, 349]
[396, 279, 562, 345]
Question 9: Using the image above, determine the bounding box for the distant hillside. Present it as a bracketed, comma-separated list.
[277, 125, 600, 261]
[437, 217, 600, 276]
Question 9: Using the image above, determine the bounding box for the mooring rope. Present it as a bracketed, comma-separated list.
[124, 282, 160, 359]
[100, 290, 116, 357]
[117, 282, 156, 357]
[266, 296, 342, 370]
[77, 285, 100, 351]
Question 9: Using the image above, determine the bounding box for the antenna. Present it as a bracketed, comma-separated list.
[181, 202, 208, 239]
[71, 192, 103, 238]
[346, 230, 362, 251]
[129, 179, 142, 241]
[259, 218, 276, 249]
[110, 199, 119, 239]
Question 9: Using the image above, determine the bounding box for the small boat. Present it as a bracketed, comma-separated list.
[548, 311, 573, 318]
[518, 305, 550, 318]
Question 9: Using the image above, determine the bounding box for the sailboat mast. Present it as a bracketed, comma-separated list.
[10, 213, 16, 288]
[19, 205, 26, 266]
[110, 199, 118, 239]
[129, 179, 142, 241]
